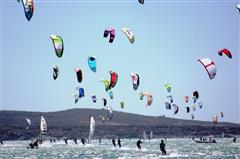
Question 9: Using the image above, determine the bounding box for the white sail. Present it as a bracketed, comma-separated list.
[88, 116, 95, 142]
[143, 131, 147, 140]
[40, 115, 47, 136]
[150, 131, 153, 140]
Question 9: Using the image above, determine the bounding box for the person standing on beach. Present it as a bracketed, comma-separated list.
[160, 140, 167, 155]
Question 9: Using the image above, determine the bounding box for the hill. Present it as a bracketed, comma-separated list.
[1, 108, 240, 140]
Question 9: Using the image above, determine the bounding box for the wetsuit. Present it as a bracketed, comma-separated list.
[233, 137, 237, 143]
[81, 138, 86, 145]
[64, 139, 68, 144]
[73, 139, 78, 144]
[136, 139, 142, 150]
[112, 138, 116, 147]
[117, 138, 121, 148]
[160, 141, 166, 155]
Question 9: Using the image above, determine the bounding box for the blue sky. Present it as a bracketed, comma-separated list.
[1, 0, 239, 123]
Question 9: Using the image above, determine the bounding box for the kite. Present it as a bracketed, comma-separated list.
[18, 0, 34, 21]
[130, 73, 140, 90]
[53, 65, 59, 80]
[122, 28, 135, 43]
[88, 56, 97, 72]
[198, 58, 216, 80]
[50, 35, 64, 58]
[218, 48, 232, 59]
[103, 27, 115, 43]
[76, 68, 83, 83]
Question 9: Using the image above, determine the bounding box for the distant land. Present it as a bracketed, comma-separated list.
[1, 108, 240, 140]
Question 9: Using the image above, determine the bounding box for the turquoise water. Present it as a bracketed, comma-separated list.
[1, 138, 240, 159]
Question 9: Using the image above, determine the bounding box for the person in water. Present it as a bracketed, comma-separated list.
[99, 138, 101, 144]
[27, 140, 38, 149]
[64, 139, 68, 144]
[136, 138, 142, 150]
[117, 138, 121, 148]
[233, 137, 237, 143]
[160, 140, 167, 155]
[81, 138, 86, 145]
[112, 138, 116, 147]
[0, 140, 3, 145]
[73, 138, 78, 144]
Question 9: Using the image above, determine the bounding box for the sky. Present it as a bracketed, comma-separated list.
[1, 0, 239, 123]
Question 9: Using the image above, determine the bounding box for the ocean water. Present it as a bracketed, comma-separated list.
[1, 138, 240, 159]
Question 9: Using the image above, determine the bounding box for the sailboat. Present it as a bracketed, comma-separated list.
[149, 131, 153, 140]
[143, 131, 147, 140]
[88, 116, 95, 143]
[39, 115, 47, 142]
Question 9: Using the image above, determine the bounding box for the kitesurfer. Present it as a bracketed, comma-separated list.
[99, 138, 101, 143]
[0, 140, 3, 145]
[233, 137, 237, 143]
[81, 138, 86, 145]
[117, 138, 121, 148]
[160, 140, 167, 155]
[136, 139, 142, 150]
[64, 139, 68, 144]
[73, 138, 78, 144]
[112, 138, 116, 147]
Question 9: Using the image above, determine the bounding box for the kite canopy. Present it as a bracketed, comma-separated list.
[165, 102, 171, 110]
[92, 94, 97, 103]
[106, 106, 113, 120]
[75, 68, 83, 83]
[102, 98, 107, 106]
[50, 35, 64, 58]
[173, 104, 179, 115]
[221, 112, 224, 118]
[184, 96, 189, 103]
[139, 91, 144, 100]
[218, 48, 232, 59]
[103, 27, 115, 43]
[198, 58, 216, 80]
[122, 28, 135, 43]
[144, 92, 153, 106]
[100, 79, 111, 92]
[198, 101, 203, 109]
[53, 65, 59, 80]
[120, 100, 124, 109]
[109, 71, 118, 89]
[192, 91, 199, 103]
[18, 0, 34, 21]
[108, 90, 113, 99]
[165, 83, 171, 93]
[192, 104, 196, 111]
[88, 56, 97, 72]
[76, 87, 85, 98]
[191, 114, 194, 120]
[130, 73, 140, 90]
[72, 93, 79, 104]
[237, 4, 240, 12]
[138, 0, 144, 4]
[167, 95, 173, 103]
